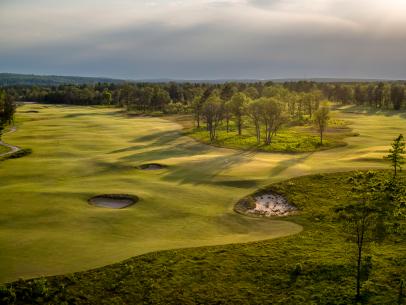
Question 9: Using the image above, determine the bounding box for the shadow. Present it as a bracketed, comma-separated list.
[340, 105, 406, 119]
[212, 179, 260, 188]
[160, 150, 258, 186]
[267, 152, 314, 178]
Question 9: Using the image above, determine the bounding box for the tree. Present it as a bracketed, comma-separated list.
[261, 98, 285, 145]
[223, 100, 232, 133]
[335, 171, 381, 301]
[0, 90, 16, 139]
[247, 99, 262, 144]
[244, 87, 259, 99]
[192, 96, 204, 128]
[385, 134, 405, 177]
[390, 84, 405, 111]
[229, 93, 248, 136]
[313, 105, 330, 145]
[101, 89, 112, 105]
[202, 95, 223, 142]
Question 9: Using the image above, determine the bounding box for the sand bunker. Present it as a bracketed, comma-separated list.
[88, 194, 138, 209]
[247, 193, 297, 216]
[138, 163, 166, 170]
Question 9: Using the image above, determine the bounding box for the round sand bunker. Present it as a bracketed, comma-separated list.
[138, 163, 167, 170]
[88, 194, 138, 209]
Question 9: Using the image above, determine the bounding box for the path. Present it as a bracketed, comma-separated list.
[0, 126, 21, 157]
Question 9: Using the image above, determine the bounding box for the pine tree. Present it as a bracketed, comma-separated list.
[385, 134, 405, 177]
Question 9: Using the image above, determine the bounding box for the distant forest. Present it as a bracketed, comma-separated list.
[2, 79, 405, 113]
[0, 73, 125, 86]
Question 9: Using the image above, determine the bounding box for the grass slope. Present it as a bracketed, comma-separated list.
[4, 172, 405, 304]
[0, 104, 404, 283]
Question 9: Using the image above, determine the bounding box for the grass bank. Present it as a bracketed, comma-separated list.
[3, 171, 404, 304]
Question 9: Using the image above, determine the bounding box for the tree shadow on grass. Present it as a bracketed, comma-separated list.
[340, 105, 406, 119]
[108, 130, 183, 155]
[160, 150, 259, 186]
[267, 152, 314, 178]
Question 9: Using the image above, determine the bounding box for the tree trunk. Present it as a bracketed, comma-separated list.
[320, 130, 323, 145]
[356, 244, 362, 300]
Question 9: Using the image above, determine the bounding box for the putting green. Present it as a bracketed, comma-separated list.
[0, 104, 402, 283]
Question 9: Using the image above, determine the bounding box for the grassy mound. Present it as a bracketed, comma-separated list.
[2, 171, 404, 305]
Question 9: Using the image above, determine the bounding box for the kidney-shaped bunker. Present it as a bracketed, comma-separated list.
[88, 194, 138, 209]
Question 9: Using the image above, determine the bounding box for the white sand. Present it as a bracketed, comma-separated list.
[247, 193, 297, 216]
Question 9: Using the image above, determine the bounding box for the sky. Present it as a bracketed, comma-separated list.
[1, 0, 406, 80]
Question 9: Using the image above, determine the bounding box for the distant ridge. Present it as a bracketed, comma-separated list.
[1, 73, 403, 86]
[0, 73, 127, 86]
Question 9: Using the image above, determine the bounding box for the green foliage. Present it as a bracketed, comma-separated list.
[313, 105, 330, 144]
[385, 134, 405, 177]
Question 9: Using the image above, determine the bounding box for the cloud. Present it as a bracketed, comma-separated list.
[0, 0, 405, 79]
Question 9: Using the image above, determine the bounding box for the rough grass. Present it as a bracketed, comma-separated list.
[0, 104, 404, 284]
[3, 171, 404, 304]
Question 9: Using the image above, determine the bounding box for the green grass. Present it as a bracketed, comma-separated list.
[186, 117, 356, 153]
[3, 172, 404, 304]
[0, 144, 10, 154]
[0, 103, 405, 285]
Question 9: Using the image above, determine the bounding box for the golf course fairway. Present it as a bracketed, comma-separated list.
[0, 104, 403, 283]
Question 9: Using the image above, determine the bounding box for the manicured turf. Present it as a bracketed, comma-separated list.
[0, 144, 10, 154]
[4, 172, 405, 304]
[0, 104, 404, 283]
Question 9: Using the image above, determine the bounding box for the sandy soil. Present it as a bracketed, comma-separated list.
[140, 163, 165, 170]
[247, 193, 297, 216]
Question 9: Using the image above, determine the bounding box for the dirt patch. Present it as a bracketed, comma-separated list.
[138, 163, 167, 170]
[88, 194, 138, 209]
[235, 192, 297, 217]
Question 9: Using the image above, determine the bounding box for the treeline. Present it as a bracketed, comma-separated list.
[3, 81, 405, 112]
[0, 90, 16, 137]
[0, 73, 125, 86]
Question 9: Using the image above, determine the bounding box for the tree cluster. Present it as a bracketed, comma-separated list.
[2, 80, 405, 116]
[0, 90, 16, 138]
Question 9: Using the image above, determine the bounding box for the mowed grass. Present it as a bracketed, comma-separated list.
[0, 104, 404, 283]
[0, 145, 10, 154]
[5, 172, 405, 305]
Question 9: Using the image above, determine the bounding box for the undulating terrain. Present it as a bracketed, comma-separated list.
[0, 104, 403, 285]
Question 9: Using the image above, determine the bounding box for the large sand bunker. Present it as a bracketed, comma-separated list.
[248, 193, 297, 216]
[235, 192, 297, 217]
[88, 194, 138, 209]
